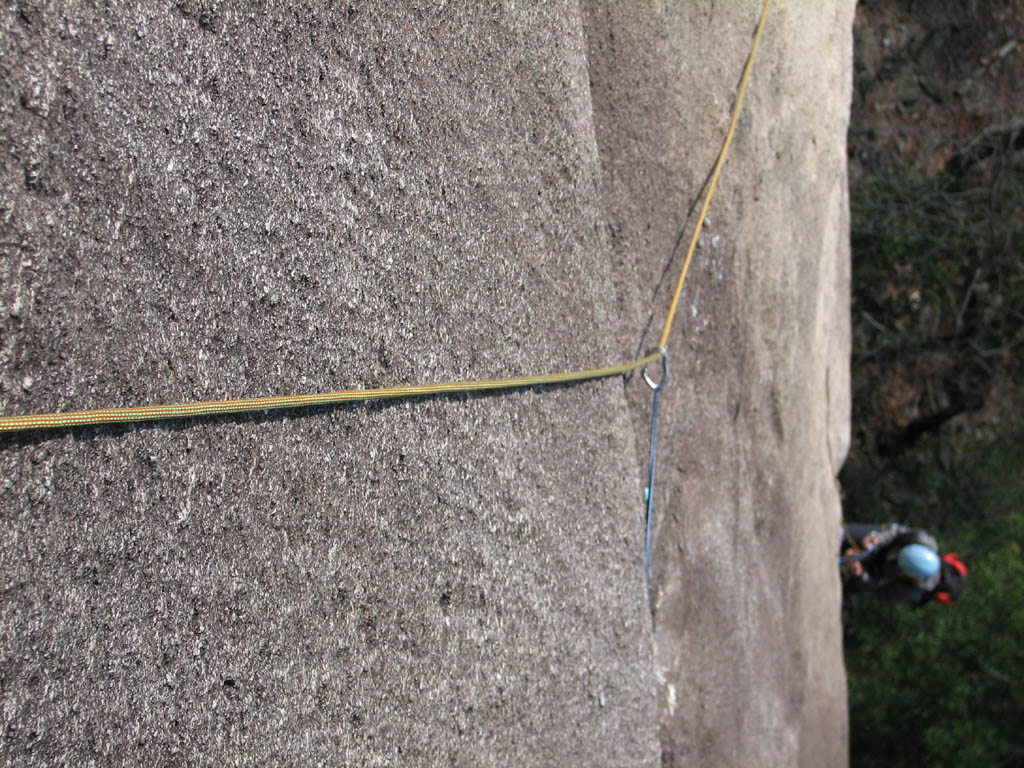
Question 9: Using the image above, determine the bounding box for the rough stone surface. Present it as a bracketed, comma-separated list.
[584, 2, 854, 764]
[1, 2, 852, 765]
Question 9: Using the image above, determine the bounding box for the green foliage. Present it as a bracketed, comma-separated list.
[845, 3, 1023, 763]
[851, 162, 1024, 362]
[845, 141, 1024, 768]
[844, 436, 1024, 767]
[849, 159, 1024, 456]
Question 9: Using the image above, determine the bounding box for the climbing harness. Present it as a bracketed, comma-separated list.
[642, 348, 669, 601]
[838, 546, 875, 565]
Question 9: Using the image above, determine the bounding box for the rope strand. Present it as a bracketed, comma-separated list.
[658, 0, 772, 350]
[0, 0, 773, 435]
[0, 353, 661, 433]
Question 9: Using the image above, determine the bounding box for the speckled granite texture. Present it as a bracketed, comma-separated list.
[1, 2, 852, 766]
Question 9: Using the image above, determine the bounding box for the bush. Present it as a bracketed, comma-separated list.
[849, 160, 1024, 462]
[844, 104, 1024, 768]
[844, 436, 1024, 767]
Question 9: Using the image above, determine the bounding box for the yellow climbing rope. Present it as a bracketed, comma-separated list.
[658, 0, 771, 350]
[0, 353, 662, 433]
[0, 0, 771, 435]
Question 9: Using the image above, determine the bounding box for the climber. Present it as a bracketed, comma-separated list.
[840, 522, 967, 608]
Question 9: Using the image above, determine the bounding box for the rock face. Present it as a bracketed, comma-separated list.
[1, 2, 852, 766]
[584, 3, 854, 765]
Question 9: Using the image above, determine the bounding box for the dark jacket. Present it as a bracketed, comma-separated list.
[842, 523, 940, 607]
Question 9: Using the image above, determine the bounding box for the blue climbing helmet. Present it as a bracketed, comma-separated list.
[898, 543, 941, 580]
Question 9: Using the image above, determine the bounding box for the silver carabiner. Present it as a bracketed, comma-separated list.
[642, 347, 669, 391]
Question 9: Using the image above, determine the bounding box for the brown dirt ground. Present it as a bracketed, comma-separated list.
[849, 0, 1024, 184]
[2, 2, 853, 765]
[845, 0, 1024, 457]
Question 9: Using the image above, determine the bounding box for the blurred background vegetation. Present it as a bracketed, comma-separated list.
[841, 0, 1023, 765]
